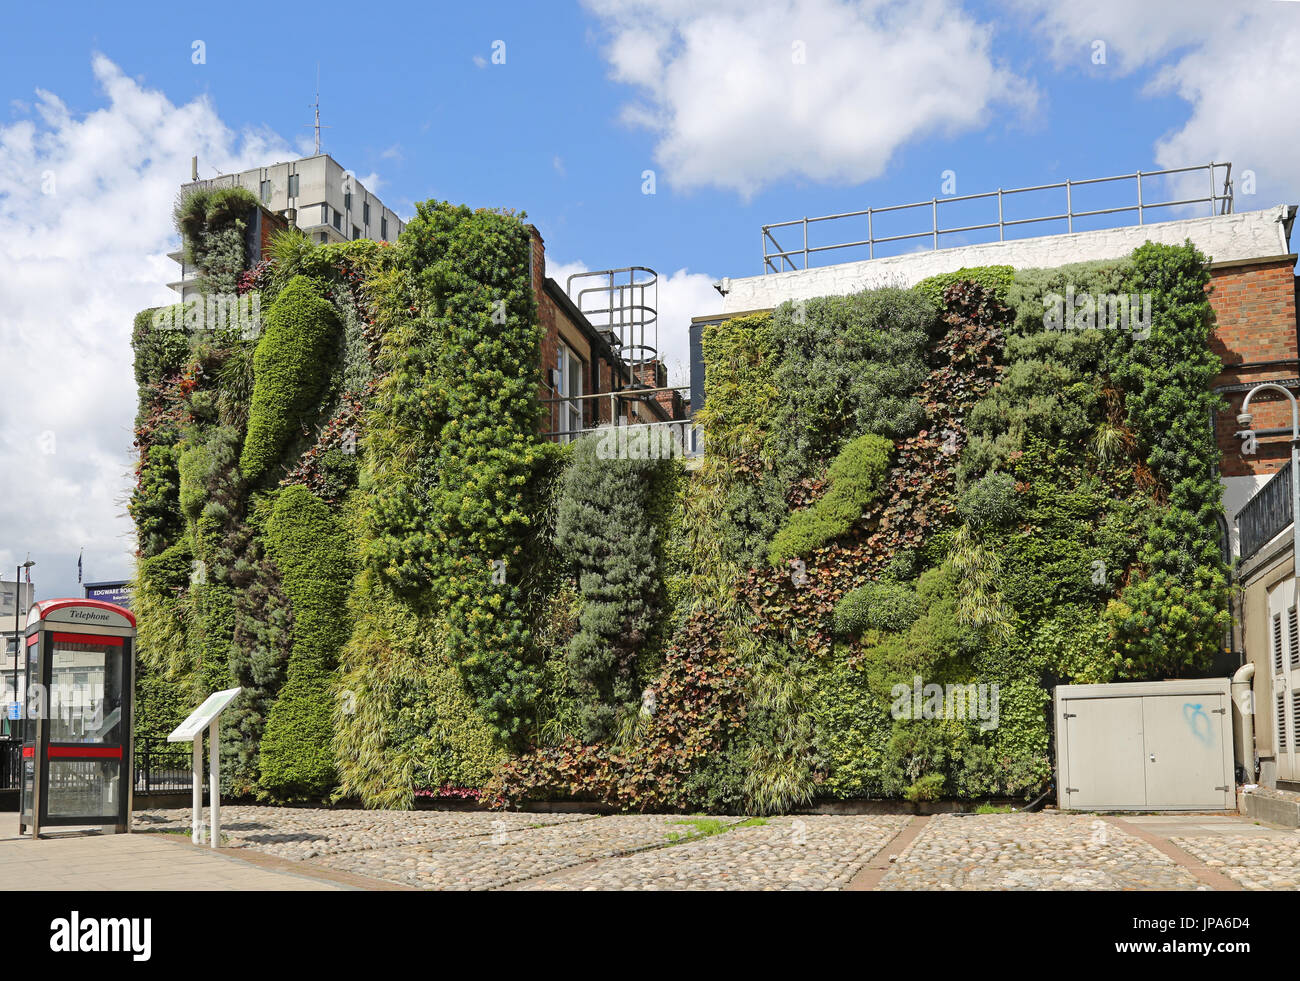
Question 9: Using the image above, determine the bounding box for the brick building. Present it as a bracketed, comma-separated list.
[528, 227, 686, 446]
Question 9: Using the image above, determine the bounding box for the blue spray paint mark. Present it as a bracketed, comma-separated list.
[1183, 702, 1214, 746]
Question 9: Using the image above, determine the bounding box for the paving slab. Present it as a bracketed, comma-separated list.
[0, 832, 343, 890]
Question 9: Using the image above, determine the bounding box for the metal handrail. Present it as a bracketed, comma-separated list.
[761, 162, 1233, 273]
[1238, 462, 1294, 562]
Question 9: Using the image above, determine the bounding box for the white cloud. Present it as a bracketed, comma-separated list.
[543, 256, 719, 388]
[1011, 1, 1300, 210]
[0, 54, 294, 601]
[1006, 0, 1232, 74]
[581, 0, 1037, 196]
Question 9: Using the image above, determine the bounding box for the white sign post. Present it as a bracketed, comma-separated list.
[167, 687, 240, 849]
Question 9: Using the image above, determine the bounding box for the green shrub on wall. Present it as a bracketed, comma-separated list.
[132, 306, 190, 393]
[833, 580, 920, 637]
[768, 434, 892, 564]
[335, 570, 506, 808]
[174, 185, 258, 294]
[768, 287, 935, 482]
[688, 313, 785, 575]
[914, 265, 1014, 306]
[130, 442, 184, 557]
[553, 434, 668, 742]
[258, 485, 355, 800]
[240, 276, 340, 485]
[366, 202, 546, 743]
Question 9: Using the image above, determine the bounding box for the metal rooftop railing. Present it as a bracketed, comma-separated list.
[761, 162, 1234, 274]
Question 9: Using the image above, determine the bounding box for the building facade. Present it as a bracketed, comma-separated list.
[169, 153, 406, 299]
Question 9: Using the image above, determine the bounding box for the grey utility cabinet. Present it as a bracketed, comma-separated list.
[1054, 678, 1235, 811]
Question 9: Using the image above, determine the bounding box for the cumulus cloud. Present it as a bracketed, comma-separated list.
[1010, 0, 1300, 209]
[582, 0, 1037, 196]
[0, 54, 294, 600]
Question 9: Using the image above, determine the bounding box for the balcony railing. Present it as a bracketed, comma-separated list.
[1238, 463, 1294, 562]
[761, 162, 1234, 274]
[541, 384, 699, 457]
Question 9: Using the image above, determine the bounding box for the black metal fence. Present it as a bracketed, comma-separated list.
[134, 736, 194, 794]
[1238, 462, 1293, 562]
[2, 736, 194, 801]
[0, 738, 19, 791]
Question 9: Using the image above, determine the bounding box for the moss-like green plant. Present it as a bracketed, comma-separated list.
[955, 471, 1021, 529]
[767, 434, 892, 564]
[833, 580, 921, 637]
[258, 485, 355, 800]
[914, 265, 1014, 306]
[240, 276, 339, 484]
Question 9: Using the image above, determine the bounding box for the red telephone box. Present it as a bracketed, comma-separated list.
[18, 599, 135, 837]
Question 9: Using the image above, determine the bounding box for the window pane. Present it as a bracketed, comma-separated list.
[48, 639, 122, 744]
[46, 759, 120, 817]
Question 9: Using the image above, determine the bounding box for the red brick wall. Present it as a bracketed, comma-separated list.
[256, 207, 288, 261]
[531, 227, 563, 438]
[1209, 260, 1299, 478]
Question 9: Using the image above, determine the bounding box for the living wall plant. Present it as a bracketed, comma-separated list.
[131, 192, 1227, 812]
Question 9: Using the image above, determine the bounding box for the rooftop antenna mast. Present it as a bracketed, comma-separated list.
[308, 63, 331, 155]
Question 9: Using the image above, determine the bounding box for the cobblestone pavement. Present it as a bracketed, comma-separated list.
[1171, 835, 1300, 890]
[121, 807, 1299, 891]
[878, 814, 1207, 890]
[132, 806, 589, 860]
[522, 815, 911, 890]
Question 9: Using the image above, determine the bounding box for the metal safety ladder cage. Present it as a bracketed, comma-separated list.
[567, 267, 660, 369]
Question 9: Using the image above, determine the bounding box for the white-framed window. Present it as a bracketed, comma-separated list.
[557, 344, 584, 442]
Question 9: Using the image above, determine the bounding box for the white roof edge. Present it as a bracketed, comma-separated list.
[719, 205, 1297, 314]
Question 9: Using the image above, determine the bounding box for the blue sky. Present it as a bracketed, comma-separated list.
[1, 0, 1296, 599]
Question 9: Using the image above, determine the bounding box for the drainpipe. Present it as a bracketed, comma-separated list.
[1231, 661, 1256, 781]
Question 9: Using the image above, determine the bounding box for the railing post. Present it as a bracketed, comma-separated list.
[867, 208, 873, 259]
[932, 198, 938, 250]
[998, 188, 1004, 241]
[1066, 179, 1073, 233]
[1137, 171, 1143, 225]
[803, 218, 809, 270]
[1209, 162, 1217, 217]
